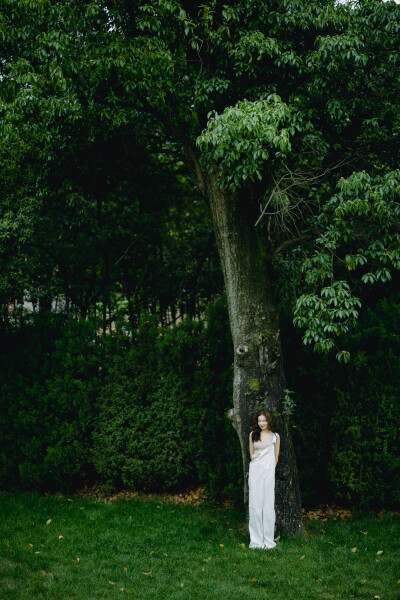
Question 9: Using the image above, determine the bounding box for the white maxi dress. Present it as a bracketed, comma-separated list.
[248, 432, 279, 549]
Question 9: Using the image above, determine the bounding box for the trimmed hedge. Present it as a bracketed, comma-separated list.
[0, 296, 399, 508]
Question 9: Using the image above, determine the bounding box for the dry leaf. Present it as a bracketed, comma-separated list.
[68, 499, 73, 502]
[41, 570, 46, 574]
[376, 550, 383, 555]
[219, 544, 224, 548]
[249, 578, 258, 582]
[123, 567, 127, 571]
[143, 572, 152, 576]
[46, 519, 52, 526]
[351, 547, 357, 552]
[77, 557, 80, 563]
[180, 583, 184, 588]
[108, 581, 115, 585]
[240, 543, 246, 548]
[35, 551, 40, 554]
[274, 535, 280, 541]
[300, 555, 305, 560]
[361, 580, 367, 584]
[374, 596, 380, 599]
[360, 531, 368, 535]
[119, 589, 124, 592]
[29, 543, 33, 548]
[58, 536, 64, 540]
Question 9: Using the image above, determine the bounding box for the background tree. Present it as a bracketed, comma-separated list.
[1, 0, 399, 534]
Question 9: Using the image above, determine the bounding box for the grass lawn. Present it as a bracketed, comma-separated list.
[0, 491, 399, 600]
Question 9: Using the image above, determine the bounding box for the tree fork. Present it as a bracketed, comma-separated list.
[206, 175, 303, 536]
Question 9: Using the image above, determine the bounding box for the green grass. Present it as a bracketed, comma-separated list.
[0, 491, 399, 600]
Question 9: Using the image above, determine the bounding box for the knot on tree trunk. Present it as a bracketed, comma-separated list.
[236, 344, 249, 356]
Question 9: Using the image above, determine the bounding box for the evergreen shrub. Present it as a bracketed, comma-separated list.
[0, 299, 242, 498]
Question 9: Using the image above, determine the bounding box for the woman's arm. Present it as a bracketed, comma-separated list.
[275, 433, 280, 466]
[249, 431, 254, 460]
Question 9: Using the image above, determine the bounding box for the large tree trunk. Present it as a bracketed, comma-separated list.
[207, 177, 303, 536]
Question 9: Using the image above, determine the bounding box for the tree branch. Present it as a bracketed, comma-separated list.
[271, 235, 313, 261]
[139, 97, 206, 196]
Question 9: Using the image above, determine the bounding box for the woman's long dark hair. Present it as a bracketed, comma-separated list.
[251, 409, 276, 443]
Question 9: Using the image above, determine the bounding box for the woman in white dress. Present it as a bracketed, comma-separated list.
[248, 410, 280, 549]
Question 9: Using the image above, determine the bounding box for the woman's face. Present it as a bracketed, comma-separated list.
[258, 415, 268, 430]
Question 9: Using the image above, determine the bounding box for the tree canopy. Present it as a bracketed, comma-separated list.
[1, 0, 399, 352]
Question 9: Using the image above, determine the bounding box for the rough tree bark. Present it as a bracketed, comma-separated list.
[206, 175, 303, 536]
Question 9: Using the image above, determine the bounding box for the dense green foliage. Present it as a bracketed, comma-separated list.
[1, 0, 399, 354]
[287, 296, 400, 508]
[0, 0, 399, 511]
[1, 294, 399, 508]
[0, 299, 242, 498]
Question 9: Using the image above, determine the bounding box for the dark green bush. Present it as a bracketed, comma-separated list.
[287, 296, 400, 508]
[1, 295, 398, 509]
[92, 376, 195, 491]
[92, 301, 242, 498]
[0, 299, 242, 498]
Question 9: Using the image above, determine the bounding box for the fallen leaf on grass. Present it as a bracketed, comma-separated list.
[119, 589, 124, 592]
[376, 550, 383, 555]
[58, 536, 64, 540]
[40, 570, 46, 574]
[249, 578, 258, 582]
[204, 557, 212, 562]
[274, 535, 280, 541]
[46, 519, 52, 526]
[29, 544, 33, 548]
[180, 583, 184, 588]
[108, 581, 115, 585]
[35, 552, 40, 554]
[300, 555, 305, 560]
[360, 531, 368, 535]
[351, 547, 357, 552]
[77, 557, 80, 563]
[219, 544, 224, 548]
[361, 580, 367, 584]
[143, 572, 152, 576]
[374, 596, 380, 599]
[123, 567, 127, 571]
[240, 543, 246, 548]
